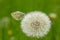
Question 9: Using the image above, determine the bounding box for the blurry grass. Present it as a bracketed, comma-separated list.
[0, 0, 60, 40]
[0, 28, 2, 40]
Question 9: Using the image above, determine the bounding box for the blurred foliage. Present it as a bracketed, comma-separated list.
[0, 0, 60, 40]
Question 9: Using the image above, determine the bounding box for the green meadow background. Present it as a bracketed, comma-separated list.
[0, 0, 60, 40]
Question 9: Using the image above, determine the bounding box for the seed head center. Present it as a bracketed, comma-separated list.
[31, 21, 40, 29]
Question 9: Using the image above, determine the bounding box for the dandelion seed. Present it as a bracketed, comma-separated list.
[11, 11, 25, 20]
[21, 11, 51, 38]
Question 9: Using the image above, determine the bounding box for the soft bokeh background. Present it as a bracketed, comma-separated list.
[0, 0, 60, 40]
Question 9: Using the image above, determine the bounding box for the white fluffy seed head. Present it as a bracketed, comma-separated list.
[11, 11, 25, 20]
[0, 17, 10, 28]
[49, 13, 57, 19]
[21, 11, 51, 38]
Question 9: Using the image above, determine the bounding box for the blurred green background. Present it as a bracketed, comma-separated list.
[0, 0, 60, 40]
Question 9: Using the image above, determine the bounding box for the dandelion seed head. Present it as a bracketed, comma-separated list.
[21, 11, 51, 38]
[0, 17, 10, 28]
[10, 36, 15, 40]
[2, 17, 10, 23]
[49, 13, 57, 19]
[11, 11, 25, 20]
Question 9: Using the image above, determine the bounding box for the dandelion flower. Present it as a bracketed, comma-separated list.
[11, 11, 25, 20]
[7, 30, 13, 36]
[21, 11, 51, 38]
